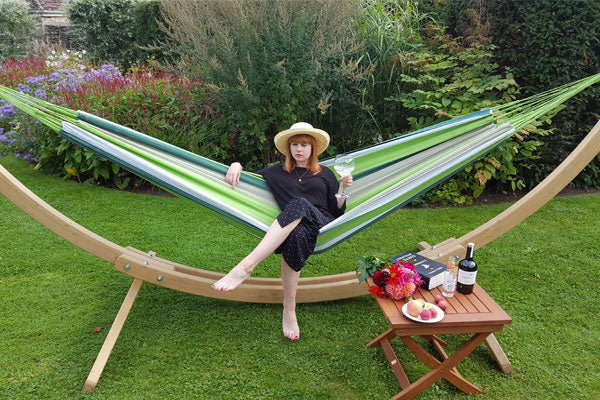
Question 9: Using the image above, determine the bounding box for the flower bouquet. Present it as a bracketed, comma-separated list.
[356, 255, 423, 301]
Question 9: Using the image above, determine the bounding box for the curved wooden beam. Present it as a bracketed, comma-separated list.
[1, 120, 598, 303]
[0, 164, 368, 303]
[0, 165, 125, 264]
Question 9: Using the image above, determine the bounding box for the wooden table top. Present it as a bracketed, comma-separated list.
[370, 281, 512, 335]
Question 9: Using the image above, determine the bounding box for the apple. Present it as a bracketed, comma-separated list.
[420, 309, 432, 320]
[406, 300, 423, 317]
[434, 295, 444, 304]
[429, 307, 438, 318]
[437, 299, 448, 310]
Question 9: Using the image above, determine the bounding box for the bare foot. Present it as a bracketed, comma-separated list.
[282, 309, 299, 340]
[211, 264, 252, 291]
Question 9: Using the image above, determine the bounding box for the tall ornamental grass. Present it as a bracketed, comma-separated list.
[159, 0, 362, 169]
[354, 0, 433, 139]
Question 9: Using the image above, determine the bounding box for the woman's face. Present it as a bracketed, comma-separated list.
[289, 137, 312, 165]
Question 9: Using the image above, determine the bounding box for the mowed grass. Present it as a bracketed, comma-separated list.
[1, 155, 599, 400]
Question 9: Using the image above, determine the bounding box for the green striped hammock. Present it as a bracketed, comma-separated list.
[1, 73, 598, 252]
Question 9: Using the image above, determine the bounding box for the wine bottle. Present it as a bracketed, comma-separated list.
[457, 243, 477, 294]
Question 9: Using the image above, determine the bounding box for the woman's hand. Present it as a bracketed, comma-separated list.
[339, 174, 353, 190]
[226, 162, 243, 188]
[337, 173, 353, 207]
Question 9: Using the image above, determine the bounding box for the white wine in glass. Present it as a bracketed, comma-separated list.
[334, 155, 355, 199]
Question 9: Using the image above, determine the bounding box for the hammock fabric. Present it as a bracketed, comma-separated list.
[0, 73, 598, 253]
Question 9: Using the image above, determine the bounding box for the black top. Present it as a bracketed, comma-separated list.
[257, 165, 345, 219]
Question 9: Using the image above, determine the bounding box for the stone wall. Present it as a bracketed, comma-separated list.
[41, 20, 81, 50]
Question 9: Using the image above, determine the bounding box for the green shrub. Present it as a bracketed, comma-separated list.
[131, 0, 168, 64]
[159, 0, 362, 169]
[0, 0, 37, 62]
[66, 0, 169, 69]
[489, 0, 600, 188]
[66, 0, 137, 68]
[447, 0, 600, 188]
[386, 24, 547, 205]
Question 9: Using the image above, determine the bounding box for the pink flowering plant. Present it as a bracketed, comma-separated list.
[1, 53, 213, 189]
[356, 256, 423, 301]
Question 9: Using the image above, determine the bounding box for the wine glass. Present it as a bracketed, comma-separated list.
[334, 155, 355, 199]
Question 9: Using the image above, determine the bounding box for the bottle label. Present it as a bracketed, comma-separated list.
[458, 270, 477, 285]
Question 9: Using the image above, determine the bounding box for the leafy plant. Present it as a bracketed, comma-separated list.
[385, 24, 548, 204]
[160, 0, 361, 169]
[2, 56, 212, 188]
[131, 0, 168, 64]
[355, 255, 386, 283]
[66, 0, 137, 69]
[0, 0, 37, 62]
[450, 0, 600, 189]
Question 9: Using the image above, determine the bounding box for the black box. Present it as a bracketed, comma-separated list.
[389, 251, 448, 290]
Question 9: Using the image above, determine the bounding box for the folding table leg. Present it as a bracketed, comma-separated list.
[82, 278, 143, 392]
[366, 328, 397, 348]
[391, 333, 488, 400]
[380, 338, 411, 389]
[367, 329, 411, 388]
[428, 336, 461, 378]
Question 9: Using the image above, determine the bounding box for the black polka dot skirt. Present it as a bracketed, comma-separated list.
[275, 197, 334, 271]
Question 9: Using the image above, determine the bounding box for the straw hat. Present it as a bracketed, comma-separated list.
[274, 122, 330, 156]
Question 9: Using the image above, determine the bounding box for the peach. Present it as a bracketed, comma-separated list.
[437, 299, 448, 310]
[420, 309, 432, 320]
[406, 300, 423, 317]
[434, 295, 444, 304]
[429, 307, 438, 318]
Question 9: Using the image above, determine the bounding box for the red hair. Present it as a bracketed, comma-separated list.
[282, 134, 322, 174]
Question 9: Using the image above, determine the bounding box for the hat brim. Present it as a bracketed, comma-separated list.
[274, 126, 330, 156]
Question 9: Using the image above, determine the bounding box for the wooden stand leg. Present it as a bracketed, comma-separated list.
[82, 279, 143, 392]
[485, 333, 514, 374]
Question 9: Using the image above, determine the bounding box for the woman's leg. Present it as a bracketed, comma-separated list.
[281, 256, 301, 340]
[212, 217, 302, 291]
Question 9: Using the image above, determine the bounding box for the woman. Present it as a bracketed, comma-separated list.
[212, 122, 352, 340]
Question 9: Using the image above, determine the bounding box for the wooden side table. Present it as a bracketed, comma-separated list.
[367, 281, 512, 399]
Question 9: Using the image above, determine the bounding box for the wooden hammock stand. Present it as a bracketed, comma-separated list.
[1, 120, 599, 392]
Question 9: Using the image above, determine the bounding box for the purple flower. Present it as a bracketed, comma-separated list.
[34, 89, 47, 99]
[17, 83, 32, 93]
[0, 134, 7, 143]
[0, 102, 17, 119]
[15, 152, 21, 158]
[26, 75, 47, 85]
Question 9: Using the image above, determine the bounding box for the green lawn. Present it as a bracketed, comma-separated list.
[1, 155, 599, 400]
